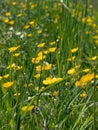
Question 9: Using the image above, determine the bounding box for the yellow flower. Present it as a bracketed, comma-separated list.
[14, 93, 20, 96]
[80, 93, 87, 97]
[17, 13, 22, 17]
[82, 68, 90, 73]
[37, 30, 42, 34]
[80, 73, 94, 85]
[29, 21, 35, 26]
[27, 33, 32, 37]
[37, 42, 45, 48]
[51, 91, 58, 96]
[49, 47, 56, 53]
[2, 81, 14, 88]
[9, 20, 15, 25]
[13, 53, 20, 57]
[7, 63, 16, 69]
[8, 45, 20, 53]
[14, 66, 22, 71]
[21, 105, 35, 111]
[82, 17, 86, 23]
[67, 68, 75, 75]
[3, 74, 10, 79]
[5, 12, 11, 16]
[32, 57, 40, 64]
[24, 24, 30, 29]
[49, 41, 56, 45]
[43, 77, 63, 85]
[24, 83, 32, 88]
[67, 56, 76, 61]
[34, 74, 40, 78]
[71, 47, 78, 53]
[12, 2, 17, 5]
[89, 56, 97, 61]
[4, 18, 9, 23]
[0, 76, 3, 80]
[44, 64, 52, 70]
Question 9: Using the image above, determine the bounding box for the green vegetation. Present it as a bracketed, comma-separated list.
[0, 0, 98, 129]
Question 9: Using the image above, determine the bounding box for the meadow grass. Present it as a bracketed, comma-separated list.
[0, 0, 98, 130]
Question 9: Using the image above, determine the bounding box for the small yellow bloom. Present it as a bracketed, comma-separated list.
[7, 63, 16, 69]
[14, 66, 22, 71]
[3, 74, 10, 79]
[80, 93, 87, 97]
[49, 41, 56, 45]
[24, 24, 30, 29]
[89, 56, 97, 61]
[13, 53, 20, 57]
[43, 77, 63, 85]
[37, 43, 45, 48]
[67, 68, 75, 75]
[37, 30, 42, 34]
[9, 20, 15, 25]
[14, 93, 20, 96]
[49, 47, 56, 53]
[4, 18, 9, 23]
[5, 12, 11, 16]
[71, 47, 78, 53]
[34, 74, 40, 78]
[80, 73, 94, 84]
[2, 81, 14, 88]
[21, 105, 35, 111]
[82, 68, 90, 73]
[51, 91, 58, 96]
[29, 21, 35, 26]
[8, 45, 20, 53]
[12, 2, 17, 5]
[0, 76, 3, 80]
[67, 56, 76, 61]
[24, 83, 32, 88]
[27, 33, 32, 37]
[17, 13, 22, 17]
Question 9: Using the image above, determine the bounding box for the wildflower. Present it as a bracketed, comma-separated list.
[27, 33, 32, 37]
[34, 74, 40, 78]
[7, 63, 16, 69]
[49, 47, 56, 53]
[17, 13, 22, 17]
[82, 17, 86, 23]
[82, 68, 90, 73]
[2, 81, 14, 88]
[32, 57, 40, 64]
[0, 76, 2, 80]
[14, 93, 20, 96]
[49, 41, 56, 45]
[14, 66, 22, 71]
[12, 2, 17, 5]
[4, 18, 9, 23]
[37, 42, 45, 48]
[80, 93, 87, 97]
[71, 47, 78, 53]
[9, 20, 15, 25]
[8, 45, 20, 53]
[3, 74, 10, 79]
[67, 56, 76, 61]
[43, 77, 63, 85]
[24, 83, 32, 88]
[79, 73, 94, 86]
[24, 24, 30, 29]
[67, 68, 75, 75]
[37, 30, 42, 34]
[51, 91, 58, 96]
[89, 56, 97, 61]
[29, 21, 35, 26]
[21, 105, 35, 111]
[13, 53, 20, 57]
[5, 12, 11, 16]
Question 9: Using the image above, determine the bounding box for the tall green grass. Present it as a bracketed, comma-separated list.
[0, 0, 98, 129]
